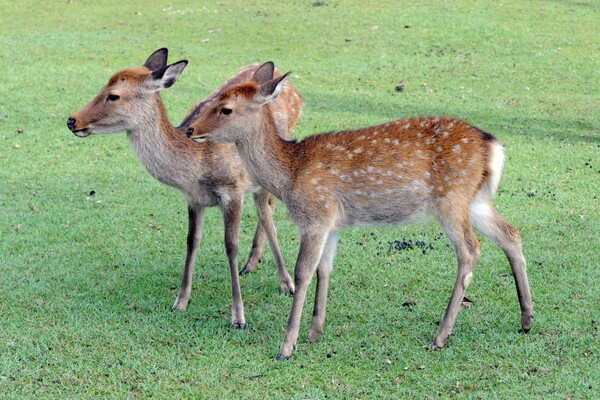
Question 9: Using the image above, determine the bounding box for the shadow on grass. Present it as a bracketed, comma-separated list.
[299, 91, 600, 144]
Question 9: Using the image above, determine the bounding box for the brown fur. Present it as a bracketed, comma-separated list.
[67, 52, 303, 328]
[187, 66, 533, 359]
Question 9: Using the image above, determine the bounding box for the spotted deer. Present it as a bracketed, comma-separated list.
[186, 62, 534, 359]
[67, 50, 303, 328]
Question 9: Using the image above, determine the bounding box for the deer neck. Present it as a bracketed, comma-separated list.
[125, 95, 193, 187]
[235, 108, 294, 199]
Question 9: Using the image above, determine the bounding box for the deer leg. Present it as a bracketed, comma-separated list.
[251, 191, 294, 295]
[432, 214, 480, 349]
[471, 200, 533, 332]
[240, 219, 266, 275]
[172, 205, 205, 311]
[222, 198, 246, 329]
[308, 230, 339, 343]
[278, 230, 330, 360]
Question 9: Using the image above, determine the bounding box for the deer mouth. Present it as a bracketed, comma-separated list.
[186, 127, 208, 143]
[191, 135, 208, 143]
[72, 128, 91, 138]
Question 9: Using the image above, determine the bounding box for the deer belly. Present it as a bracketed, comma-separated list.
[337, 191, 430, 228]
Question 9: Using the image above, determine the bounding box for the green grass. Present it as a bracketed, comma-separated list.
[1, 0, 598, 398]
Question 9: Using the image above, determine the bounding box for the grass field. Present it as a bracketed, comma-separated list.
[1, 0, 599, 398]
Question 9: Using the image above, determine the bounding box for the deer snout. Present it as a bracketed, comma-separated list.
[186, 127, 194, 138]
[67, 117, 76, 131]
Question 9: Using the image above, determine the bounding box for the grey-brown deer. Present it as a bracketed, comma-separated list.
[186, 62, 534, 359]
[67, 50, 303, 328]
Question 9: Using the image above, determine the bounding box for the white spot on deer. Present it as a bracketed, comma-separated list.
[403, 123, 411, 130]
[420, 120, 426, 127]
[432, 162, 439, 171]
[437, 185, 444, 192]
[402, 142, 410, 148]
[462, 138, 469, 144]
[328, 167, 339, 175]
[376, 179, 383, 185]
[393, 139, 399, 145]
[416, 150, 427, 159]
[371, 139, 378, 144]
[354, 147, 363, 154]
[348, 153, 354, 159]
[453, 144, 462, 153]
[333, 145, 345, 151]
[316, 162, 323, 168]
[436, 146, 443, 153]
[444, 176, 450, 182]
[340, 174, 351, 181]
[442, 131, 449, 138]
[441, 159, 446, 165]
[326, 143, 334, 149]
[457, 158, 463, 164]
[310, 178, 319, 185]
[384, 138, 391, 143]
[367, 150, 375, 156]
[358, 135, 366, 140]
[386, 170, 394, 176]
[424, 171, 431, 179]
[416, 132, 423, 139]
[367, 166, 374, 173]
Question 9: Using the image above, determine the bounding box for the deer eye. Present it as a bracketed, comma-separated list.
[107, 94, 120, 102]
[220, 107, 232, 116]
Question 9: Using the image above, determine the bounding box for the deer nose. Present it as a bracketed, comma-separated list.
[186, 127, 194, 138]
[67, 118, 76, 131]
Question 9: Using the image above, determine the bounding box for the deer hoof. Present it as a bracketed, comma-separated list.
[426, 343, 443, 351]
[276, 354, 290, 361]
[232, 322, 247, 330]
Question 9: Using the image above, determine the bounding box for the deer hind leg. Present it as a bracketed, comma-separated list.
[248, 191, 294, 295]
[172, 205, 206, 311]
[240, 219, 266, 276]
[222, 198, 246, 329]
[278, 230, 330, 360]
[471, 196, 533, 332]
[432, 210, 480, 349]
[308, 230, 340, 343]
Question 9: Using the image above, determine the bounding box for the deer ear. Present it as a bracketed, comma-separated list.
[143, 48, 169, 71]
[251, 61, 275, 85]
[144, 60, 188, 92]
[254, 71, 290, 104]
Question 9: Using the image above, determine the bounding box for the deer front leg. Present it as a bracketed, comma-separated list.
[172, 205, 205, 311]
[252, 191, 294, 295]
[277, 230, 329, 360]
[307, 230, 339, 343]
[222, 198, 246, 329]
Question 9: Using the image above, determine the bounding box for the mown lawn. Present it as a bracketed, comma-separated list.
[1, 1, 598, 398]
